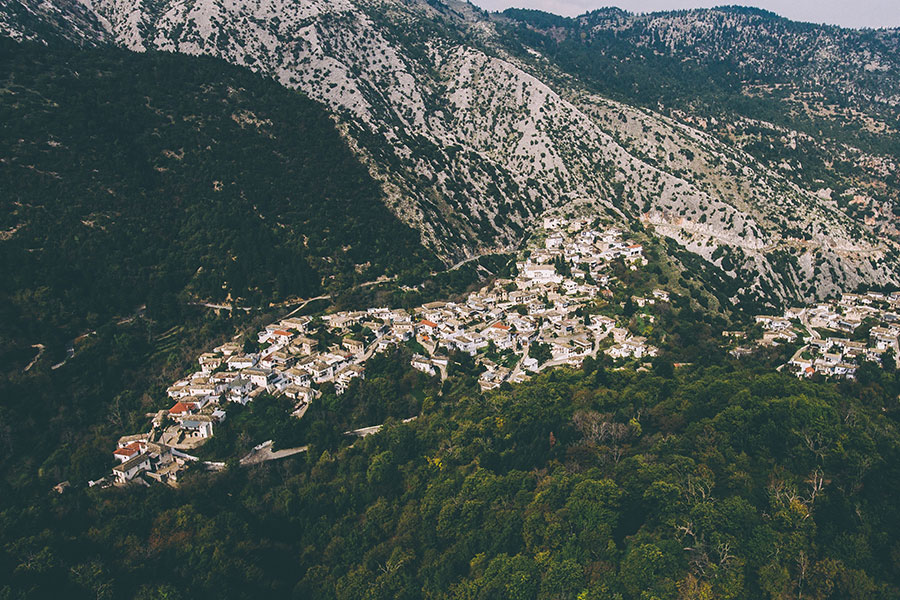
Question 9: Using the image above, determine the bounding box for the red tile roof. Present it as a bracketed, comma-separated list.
[169, 401, 197, 415]
[113, 441, 143, 457]
[419, 320, 438, 328]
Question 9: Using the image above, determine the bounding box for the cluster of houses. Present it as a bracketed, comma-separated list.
[406, 217, 658, 390]
[97, 202, 900, 488]
[104, 216, 661, 486]
[105, 313, 378, 485]
[735, 291, 900, 379]
[406, 282, 610, 391]
[109, 434, 199, 486]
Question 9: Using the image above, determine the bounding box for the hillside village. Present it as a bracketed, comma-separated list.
[102, 210, 900, 488]
[731, 292, 900, 379]
[104, 216, 661, 487]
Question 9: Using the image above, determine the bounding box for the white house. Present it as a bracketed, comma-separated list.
[411, 355, 437, 376]
[522, 263, 562, 284]
[226, 353, 257, 370]
[112, 453, 152, 484]
[243, 367, 276, 389]
[177, 414, 215, 439]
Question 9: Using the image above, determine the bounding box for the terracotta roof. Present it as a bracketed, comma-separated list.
[419, 320, 438, 328]
[492, 323, 511, 331]
[169, 401, 197, 415]
[114, 440, 145, 457]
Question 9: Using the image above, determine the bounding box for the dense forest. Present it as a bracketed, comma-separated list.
[0, 38, 439, 355]
[0, 38, 445, 576]
[2, 342, 899, 599]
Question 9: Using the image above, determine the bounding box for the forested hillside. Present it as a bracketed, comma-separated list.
[0, 38, 437, 353]
[2, 349, 899, 599]
[500, 7, 900, 115]
[0, 37, 438, 519]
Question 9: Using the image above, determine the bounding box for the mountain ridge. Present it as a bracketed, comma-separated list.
[2, 0, 898, 307]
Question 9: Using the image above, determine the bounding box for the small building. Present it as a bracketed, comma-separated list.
[283, 385, 317, 404]
[113, 441, 146, 463]
[411, 355, 437, 376]
[112, 453, 152, 484]
[343, 338, 366, 355]
[226, 353, 257, 370]
[243, 367, 276, 389]
[335, 365, 366, 394]
[177, 414, 215, 439]
[293, 336, 319, 355]
[198, 353, 224, 373]
[168, 401, 199, 417]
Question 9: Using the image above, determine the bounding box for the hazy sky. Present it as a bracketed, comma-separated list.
[469, 0, 900, 29]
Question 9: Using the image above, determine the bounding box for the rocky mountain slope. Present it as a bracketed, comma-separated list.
[3, 0, 898, 307]
[0, 0, 107, 45]
[499, 6, 900, 245]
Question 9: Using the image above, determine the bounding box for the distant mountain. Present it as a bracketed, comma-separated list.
[505, 6, 900, 110]
[498, 6, 900, 233]
[1, 0, 898, 309]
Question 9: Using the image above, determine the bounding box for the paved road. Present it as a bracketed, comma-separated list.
[446, 247, 520, 272]
[215, 416, 421, 470]
[23, 344, 44, 373]
[279, 294, 332, 319]
[345, 417, 418, 438]
[509, 347, 530, 381]
[210, 416, 421, 471]
[800, 310, 820, 340]
[359, 275, 397, 288]
[189, 302, 254, 312]
[239, 440, 308, 466]
[448, 253, 488, 272]
[191, 275, 392, 317]
[49, 305, 146, 371]
[784, 344, 810, 373]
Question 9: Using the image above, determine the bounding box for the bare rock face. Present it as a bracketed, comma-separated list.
[4, 0, 898, 305]
[1, 0, 108, 44]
